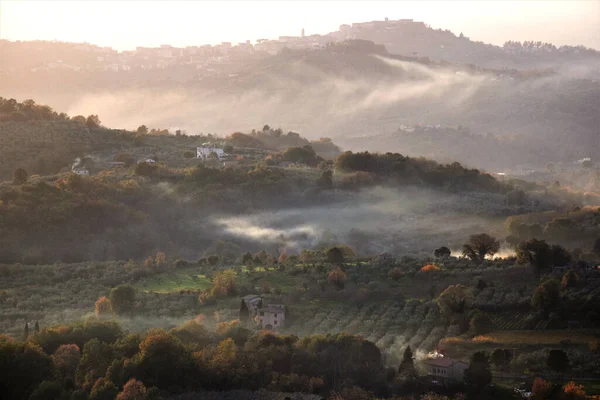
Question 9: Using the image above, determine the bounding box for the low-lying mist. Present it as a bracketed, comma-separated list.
[211, 186, 508, 257]
[61, 54, 486, 138]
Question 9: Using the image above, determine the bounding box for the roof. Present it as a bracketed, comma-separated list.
[424, 358, 467, 367]
[242, 294, 261, 300]
[259, 304, 285, 314]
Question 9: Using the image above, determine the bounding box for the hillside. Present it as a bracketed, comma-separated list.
[1, 40, 599, 174]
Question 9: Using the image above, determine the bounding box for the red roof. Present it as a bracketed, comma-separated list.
[424, 358, 467, 367]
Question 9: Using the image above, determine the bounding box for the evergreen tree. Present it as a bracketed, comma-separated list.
[239, 300, 250, 327]
[398, 346, 415, 376]
[23, 322, 29, 340]
[464, 351, 492, 389]
[34, 321, 40, 333]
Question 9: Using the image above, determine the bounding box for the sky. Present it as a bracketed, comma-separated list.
[0, 0, 599, 50]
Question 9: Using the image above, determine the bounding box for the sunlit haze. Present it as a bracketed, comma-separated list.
[1, 0, 599, 50]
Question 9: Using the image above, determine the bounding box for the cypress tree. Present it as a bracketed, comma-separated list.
[399, 345, 415, 375]
[23, 322, 29, 340]
[34, 321, 40, 333]
[239, 300, 250, 326]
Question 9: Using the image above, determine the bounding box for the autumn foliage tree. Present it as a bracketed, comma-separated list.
[328, 266, 347, 290]
[211, 269, 236, 297]
[52, 344, 81, 379]
[94, 296, 112, 317]
[532, 377, 553, 400]
[562, 381, 586, 400]
[155, 251, 166, 267]
[420, 264, 440, 272]
[116, 378, 148, 400]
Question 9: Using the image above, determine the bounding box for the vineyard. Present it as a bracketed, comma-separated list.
[289, 300, 450, 365]
[489, 311, 549, 331]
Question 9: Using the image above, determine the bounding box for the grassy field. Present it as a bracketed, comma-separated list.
[136, 267, 212, 293]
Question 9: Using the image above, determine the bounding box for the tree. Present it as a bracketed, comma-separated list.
[89, 378, 118, 400]
[211, 338, 237, 367]
[29, 380, 63, 400]
[531, 279, 560, 312]
[490, 349, 507, 370]
[437, 285, 473, 316]
[262, 124, 270, 131]
[86, 114, 101, 129]
[13, 168, 28, 185]
[562, 381, 586, 400]
[76, 339, 115, 385]
[561, 269, 580, 290]
[516, 239, 552, 275]
[462, 234, 500, 262]
[136, 125, 148, 135]
[421, 264, 440, 272]
[463, 351, 491, 389]
[398, 346, 415, 376]
[434, 246, 451, 259]
[109, 285, 136, 315]
[143, 256, 154, 268]
[95, 296, 112, 317]
[328, 266, 347, 290]
[0, 340, 55, 399]
[211, 269, 236, 297]
[239, 299, 250, 327]
[34, 320, 40, 333]
[532, 377, 553, 400]
[155, 251, 166, 267]
[326, 247, 345, 264]
[53, 344, 81, 379]
[134, 162, 157, 177]
[470, 312, 493, 335]
[550, 245, 571, 266]
[117, 378, 148, 400]
[316, 170, 333, 189]
[23, 321, 29, 340]
[546, 349, 569, 374]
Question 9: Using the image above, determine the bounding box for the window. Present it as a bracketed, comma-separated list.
[260, 312, 264, 316]
[274, 313, 277, 317]
[274, 320, 277, 325]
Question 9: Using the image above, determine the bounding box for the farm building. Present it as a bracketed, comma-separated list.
[258, 304, 286, 330]
[241, 294, 262, 313]
[72, 168, 90, 176]
[197, 144, 225, 159]
[423, 357, 468, 382]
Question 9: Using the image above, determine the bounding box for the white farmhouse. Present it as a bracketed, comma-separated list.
[72, 168, 90, 176]
[197, 143, 225, 160]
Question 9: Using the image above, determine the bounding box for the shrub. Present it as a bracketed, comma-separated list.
[420, 264, 440, 272]
[94, 296, 112, 317]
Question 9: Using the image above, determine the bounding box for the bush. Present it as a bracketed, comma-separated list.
[420, 264, 440, 272]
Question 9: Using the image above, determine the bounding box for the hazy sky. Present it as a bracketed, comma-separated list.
[1, 0, 599, 50]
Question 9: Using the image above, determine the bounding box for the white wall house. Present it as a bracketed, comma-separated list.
[258, 304, 286, 330]
[197, 144, 225, 159]
[424, 358, 468, 382]
[72, 168, 90, 176]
